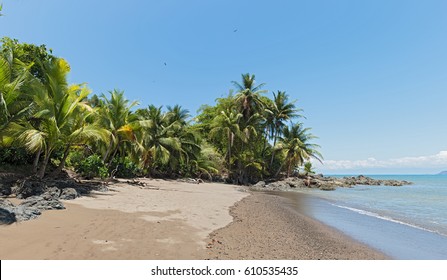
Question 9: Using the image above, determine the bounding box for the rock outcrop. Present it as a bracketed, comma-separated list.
[0, 199, 17, 224]
[1, 178, 109, 224]
[250, 175, 412, 192]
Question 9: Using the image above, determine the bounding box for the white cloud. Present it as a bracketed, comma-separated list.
[313, 151, 447, 171]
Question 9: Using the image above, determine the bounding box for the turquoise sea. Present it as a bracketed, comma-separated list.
[277, 175, 447, 260]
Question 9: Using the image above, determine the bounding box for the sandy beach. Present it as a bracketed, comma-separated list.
[206, 192, 388, 260]
[0, 179, 386, 260]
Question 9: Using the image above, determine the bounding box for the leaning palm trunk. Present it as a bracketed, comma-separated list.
[53, 145, 70, 176]
[37, 147, 52, 179]
[287, 160, 292, 178]
[102, 138, 114, 162]
[32, 148, 42, 174]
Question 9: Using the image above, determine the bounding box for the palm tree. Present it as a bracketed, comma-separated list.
[303, 161, 315, 186]
[52, 85, 110, 175]
[97, 89, 140, 164]
[209, 108, 243, 173]
[232, 73, 267, 121]
[136, 105, 182, 176]
[165, 105, 202, 175]
[266, 91, 302, 168]
[166, 105, 190, 126]
[275, 123, 323, 178]
[11, 58, 105, 178]
[0, 52, 32, 139]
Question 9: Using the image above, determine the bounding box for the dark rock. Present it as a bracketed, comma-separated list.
[14, 180, 47, 199]
[44, 187, 62, 199]
[0, 183, 12, 196]
[59, 188, 78, 200]
[0, 199, 17, 224]
[13, 205, 41, 222]
[20, 196, 65, 211]
[249, 174, 412, 193]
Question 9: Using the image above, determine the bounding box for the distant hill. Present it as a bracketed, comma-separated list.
[437, 171, 447, 175]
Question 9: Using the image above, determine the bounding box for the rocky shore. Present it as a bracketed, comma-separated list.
[0, 173, 412, 225]
[0, 175, 108, 224]
[251, 175, 413, 192]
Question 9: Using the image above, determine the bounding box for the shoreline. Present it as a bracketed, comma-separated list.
[1, 179, 386, 260]
[205, 191, 388, 260]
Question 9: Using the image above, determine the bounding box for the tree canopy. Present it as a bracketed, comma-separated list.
[0, 37, 322, 183]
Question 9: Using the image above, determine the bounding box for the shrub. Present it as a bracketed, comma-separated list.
[0, 147, 35, 165]
[109, 157, 140, 178]
[75, 154, 108, 179]
[65, 150, 86, 168]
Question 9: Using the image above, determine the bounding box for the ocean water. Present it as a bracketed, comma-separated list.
[277, 175, 447, 259]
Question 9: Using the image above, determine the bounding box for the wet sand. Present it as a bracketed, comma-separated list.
[205, 192, 388, 260]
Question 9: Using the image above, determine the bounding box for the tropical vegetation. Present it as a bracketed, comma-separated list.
[0, 37, 322, 184]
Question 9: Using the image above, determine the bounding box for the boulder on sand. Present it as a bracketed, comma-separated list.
[0, 199, 17, 225]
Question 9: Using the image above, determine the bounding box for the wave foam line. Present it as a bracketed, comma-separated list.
[331, 204, 446, 237]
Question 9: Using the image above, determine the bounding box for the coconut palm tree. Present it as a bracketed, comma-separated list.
[97, 89, 140, 164]
[136, 105, 183, 176]
[275, 123, 323, 178]
[232, 73, 267, 121]
[165, 105, 202, 175]
[11, 58, 106, 178]
[0, 52, 32, 138]
[51, 84, 110, 175]
[209, 108, 243, 173]
[166, 105, 190, 126]
[266, 91, 302, 168]
[303, 161, 316, 186]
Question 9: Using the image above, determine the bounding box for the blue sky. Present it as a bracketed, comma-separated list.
[2, 0, 447, 174]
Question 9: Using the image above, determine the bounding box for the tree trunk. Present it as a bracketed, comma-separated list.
[108, 145, 119, 166]
[269, 130, 279, 169]
[37, 147, 52, 179]
[33, 148, 42, 173]
[227, 131, 232, 174]
[103, 137, 114, 162]
[53, 145, 70, 176]
[275, 161, 284, 178]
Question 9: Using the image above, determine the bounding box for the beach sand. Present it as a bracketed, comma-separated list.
[0, 179, 386, 260]
[0, 179, 248, 260]
[205, 192, 388, 260]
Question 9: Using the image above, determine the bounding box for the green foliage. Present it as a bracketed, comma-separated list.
[0, 35, 322, 182]
[303, 161, 315, 176]
[65, 150, 86, 168]
[0, 37, 55, 82]
[110, 157, 141, 178]
[0, 147, 34, 165]
[75, 154, 108, 179]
